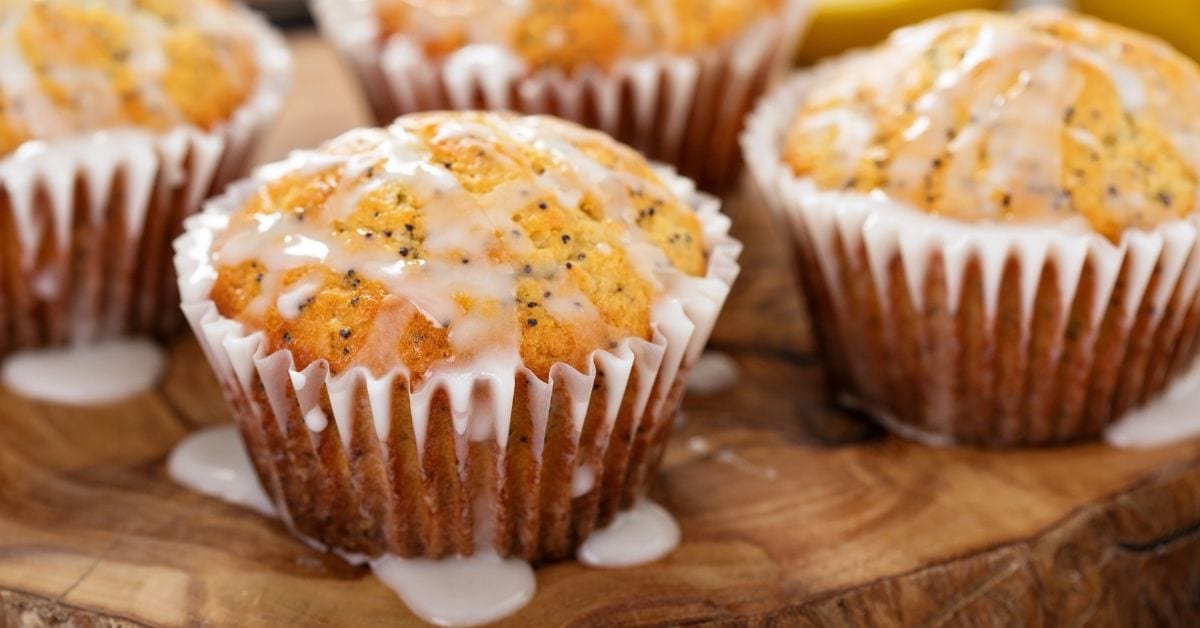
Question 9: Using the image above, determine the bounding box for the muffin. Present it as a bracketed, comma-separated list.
[310, 0, 811, 188]
[175, 111, 740, 560]
[0, 0, 289, 351]
[743, 8, 1200, 446]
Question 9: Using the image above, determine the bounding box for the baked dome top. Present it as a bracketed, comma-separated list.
[782, 8, 1200, 240]
[373, 0, 785, 71]
[208, 111, 708, 380]
[0, 0, 260, 155]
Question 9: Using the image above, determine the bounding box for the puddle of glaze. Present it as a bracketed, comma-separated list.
[686, 351, 739, 395]
[369, 553, 536, 627]
[167, 425, 276, 517]
[1106, 361, 1200, 448]
[577, 499, 680, 568]
[1, 338, 165, 405]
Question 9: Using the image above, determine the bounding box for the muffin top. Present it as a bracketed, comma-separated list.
[207, 111, 708, 380]
[0, 0, 260, 156]
[373, 0, 785, 71]
[782, 8, 1200, 240]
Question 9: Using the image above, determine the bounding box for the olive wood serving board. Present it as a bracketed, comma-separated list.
[2, 33, 1199, 627]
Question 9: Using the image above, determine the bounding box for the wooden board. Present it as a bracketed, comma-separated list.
[4, 33, 1200, 627]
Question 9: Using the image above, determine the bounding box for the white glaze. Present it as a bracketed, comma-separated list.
[1105, 360, 1200, 448]
[167, 425, 277, 517]
[577, 499, 680, 568]
[276, 277, 322, 319]
[686, 350, 739, 395]
[369, 553, 536, 627]
[1, 338, 165, 405]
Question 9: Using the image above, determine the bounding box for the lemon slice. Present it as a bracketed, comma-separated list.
[796, 0, 1005, 64]
[1076, 0, 1200, 61]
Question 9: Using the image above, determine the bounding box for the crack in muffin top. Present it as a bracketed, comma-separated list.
[782, 8, 1200, 241]
[209, 111, 707, 380]
[372, 0, 785, 71]
[0, 0, 260, 155]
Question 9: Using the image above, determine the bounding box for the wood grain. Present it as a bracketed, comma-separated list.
[3, 33, 1200, 627]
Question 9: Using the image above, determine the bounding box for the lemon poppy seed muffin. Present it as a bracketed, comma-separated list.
[0, 0, 260, 155]
[178, 111, 739, 560]
[312, 0, 811, 187]
[374, 0, 785, 71]
[782, 9, 1199, 242]
[744, 8, 1200, 446]
[0, 0, 288, 352]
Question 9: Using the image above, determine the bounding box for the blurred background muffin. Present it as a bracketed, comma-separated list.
[0, 0, 289, 352]
[744, 8, 1200, 446]
[176, 111, 740, 560]
[309, 0, 811, 189]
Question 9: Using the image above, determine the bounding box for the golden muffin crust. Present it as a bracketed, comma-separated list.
[0, 0, 260, 155]
[210, 112, 707, 380]
[373, 0, 785, 71]
[782, 8, 1200, 240]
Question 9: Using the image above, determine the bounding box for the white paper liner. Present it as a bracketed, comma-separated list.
[0, 7, 290, 349]
[174, 162, 740, 559]
[742, 67, 1200, 445]
[310, 0, 810, 187]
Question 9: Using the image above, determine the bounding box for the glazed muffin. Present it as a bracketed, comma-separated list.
[743, 8, 1200, 446]
[176, 111, 740, 560]
[0, 0, 289, 351]
[310, 0, 811, 188]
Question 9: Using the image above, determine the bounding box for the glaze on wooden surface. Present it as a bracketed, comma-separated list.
[2, 34, 1200, 627]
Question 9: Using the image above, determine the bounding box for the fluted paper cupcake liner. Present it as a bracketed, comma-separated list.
[310, 0, 809, 188]
[174, 165, 740, 561]
[0, 8, 290, 353]
[743, 70, 1200, 447]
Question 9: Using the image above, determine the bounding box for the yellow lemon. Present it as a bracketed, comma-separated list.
[796, 0, 1005, 65]
[1076, 0, 1200, 61]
